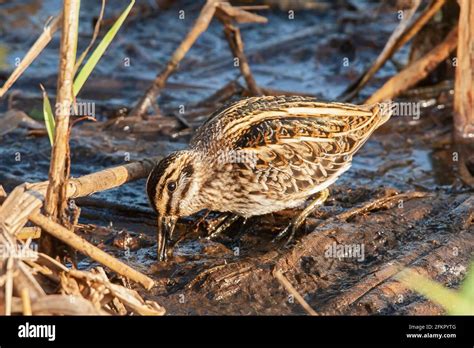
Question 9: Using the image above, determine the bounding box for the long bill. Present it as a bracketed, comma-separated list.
[157, 215, 177, 261]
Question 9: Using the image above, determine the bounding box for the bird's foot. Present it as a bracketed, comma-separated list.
[206, 214, 240, 240]
[272, 221, 299, 246]
[272, 188, 330, 246]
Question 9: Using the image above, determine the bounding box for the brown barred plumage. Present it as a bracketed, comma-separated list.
[147, 96, 393, 260]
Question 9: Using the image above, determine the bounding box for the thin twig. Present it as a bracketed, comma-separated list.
[340, 0, 446, 101]
[274, 269, 318, 315]
[221, 22, 262, 96]
[0, 14, 62, 98]
[453, 0, 474, 140]
[74, 0, 106, 75]
[0, 157, 160, 237]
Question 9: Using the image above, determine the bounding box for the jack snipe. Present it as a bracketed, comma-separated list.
[147, 96, 393, 261]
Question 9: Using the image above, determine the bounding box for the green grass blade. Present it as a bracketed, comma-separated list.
[40, 84, 56, 146]
[398, 269, 474, 315]
[460, 262, 474, 302]
[73, 0, 135, 96]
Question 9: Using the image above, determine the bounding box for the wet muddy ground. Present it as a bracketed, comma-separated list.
[1, 1, 473, 314]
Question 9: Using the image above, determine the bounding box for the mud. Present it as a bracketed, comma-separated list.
[0, 1, 472, 315]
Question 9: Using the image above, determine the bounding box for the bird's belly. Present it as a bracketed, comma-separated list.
[214, 194, 307, 218]
[207, 159, 349, 217]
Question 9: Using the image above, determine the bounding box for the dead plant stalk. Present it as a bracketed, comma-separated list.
[454, 0, 474, 140]
[42, 0, 80, 255]
[45, 0, 79, 218]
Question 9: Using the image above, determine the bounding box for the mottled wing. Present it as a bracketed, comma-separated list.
[191, 96, 391, 198]
[190, 96, 366, 150]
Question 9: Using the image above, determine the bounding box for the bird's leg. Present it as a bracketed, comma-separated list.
[273, 188, 329, 245]
[206, 213, 241, 240]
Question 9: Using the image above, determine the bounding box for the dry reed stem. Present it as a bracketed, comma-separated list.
[44, 0, 80, 222]
[73, 0, 106, 75]
[366, 26, 458, 104]
[29, 211, 155, 290]
[0, 157, 159, 291]
[4, 257, 14, 315]
[69, 269, 165, 315]
[454, 0, 474, 140]
[274, 269, 318, 315]
[0, 14, 62, 98]
[341, 0, 446, 101]
[21, 288, 32, 315]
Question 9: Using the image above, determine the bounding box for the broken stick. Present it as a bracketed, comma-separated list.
[366, 26, 458, 104]
[129, 0, 219, 117]
[274, 269, 318, 315]
[340, 0, 447, 101]
[221, 22, 262, 96]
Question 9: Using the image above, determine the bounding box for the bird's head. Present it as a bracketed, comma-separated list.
[146, 150, 202, 261]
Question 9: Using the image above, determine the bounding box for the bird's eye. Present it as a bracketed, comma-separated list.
[167, 181, 176, 192]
